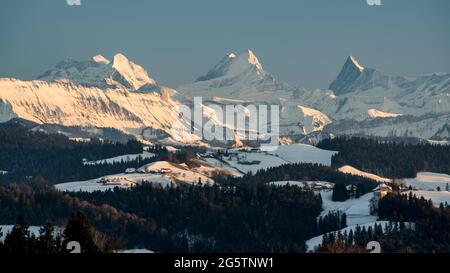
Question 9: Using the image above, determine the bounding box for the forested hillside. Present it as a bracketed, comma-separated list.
[0, 179, 327, 252]
[0, 122, 163, 184]
[317, 137, 450, 178]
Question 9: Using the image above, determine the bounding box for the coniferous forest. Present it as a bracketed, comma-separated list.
[1, 123, 450, 253]
[0, 122, 164, 185]
[317, 137, 450, 178]
[0, 179, 326, 253]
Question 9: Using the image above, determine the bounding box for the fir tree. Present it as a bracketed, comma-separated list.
[4, 216, 34, 253]
[332, 184, 349, 202]
[340, 213, 347, 229]
[63, 212, 98, 253]
[37, 222, 58, 253]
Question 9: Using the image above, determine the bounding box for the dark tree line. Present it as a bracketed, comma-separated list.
[0, 122, 167, 184]
[332, 184, 349, 202]
[317, 137, 450, 178]
[0, 212, 112, 254]
[0, 181, 168, 251]
[317, 211, 347, 235]
[0, 178, 327, 253]
[71, 182, 324, 252]
[216, 163, 378, 195]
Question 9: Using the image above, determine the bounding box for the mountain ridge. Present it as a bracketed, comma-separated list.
[1, 51, 449, 144]
[37, 53, 158, 92]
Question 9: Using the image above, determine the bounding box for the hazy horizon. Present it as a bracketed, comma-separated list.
[0, 0, 449, 90]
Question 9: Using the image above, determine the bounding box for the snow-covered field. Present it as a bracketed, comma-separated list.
[202, 157, 244, 176]
[320, 191, 377, 227]
[222, 152, 287, 174]
[403, 172, 450, 207]
[83, 151, 156, 165]
[405, 190, 450, 207]
[0, 225, 57, 242]
[338, 165, 391, 183]
[305, 221, 390, 252]
[265, 144, 337, 166]
[55, 161, 219, 192]
[0, 225, 153, 253]
[207, 144, 337, 175]
[138, 161, 214, 185]
[269, 181, 334, 190]
[55, 173, 172, 193]
[404, 172, 450, 191]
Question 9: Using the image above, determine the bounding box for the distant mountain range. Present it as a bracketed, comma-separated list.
[0, 50, 449, 145]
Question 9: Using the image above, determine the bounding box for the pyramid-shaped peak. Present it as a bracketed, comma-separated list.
[329, 56, 366, 95]
[196, 49, 265, 82]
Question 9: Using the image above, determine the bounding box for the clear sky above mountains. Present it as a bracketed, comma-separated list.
[0, 0, 449, 89]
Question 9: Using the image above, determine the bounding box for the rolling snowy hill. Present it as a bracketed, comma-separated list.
[403, 172, 450, 207]
[201, 144, 337, 175]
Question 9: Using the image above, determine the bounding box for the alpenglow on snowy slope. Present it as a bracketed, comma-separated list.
[0, 50, 449, 145]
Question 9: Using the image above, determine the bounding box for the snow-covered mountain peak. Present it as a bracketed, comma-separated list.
[37, 53, 157, 91]
[329, 55, 367, 95]
[196, 49, 264, 82]
[111, 53, 157, 90]
[92, 54, 110, 64]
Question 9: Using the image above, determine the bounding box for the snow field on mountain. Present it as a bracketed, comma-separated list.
[367, 108, 402, 119]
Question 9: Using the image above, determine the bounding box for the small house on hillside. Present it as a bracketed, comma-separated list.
[374, 183, 393, 198]
[370, 183, 393, 214]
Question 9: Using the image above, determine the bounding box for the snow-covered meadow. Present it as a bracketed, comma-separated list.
[83, 151, 156, 166]
[403, 172, 450, 207]
[206, 144, 337, 175]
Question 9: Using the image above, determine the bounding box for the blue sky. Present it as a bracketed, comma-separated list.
[0, 0, 449, 89]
